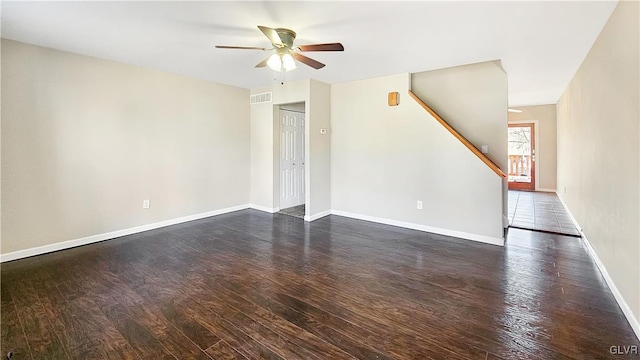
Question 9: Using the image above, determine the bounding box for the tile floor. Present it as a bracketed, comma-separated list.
[278, 204, 305, 219]
[508, 190, 581, 236]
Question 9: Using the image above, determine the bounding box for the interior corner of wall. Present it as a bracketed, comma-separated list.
[490, 59, 507, 74]
[310, 78, 330, 87]
[405, 72, 412, 91]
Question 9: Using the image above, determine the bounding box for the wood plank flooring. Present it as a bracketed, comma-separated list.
[1, 210, 638, 359]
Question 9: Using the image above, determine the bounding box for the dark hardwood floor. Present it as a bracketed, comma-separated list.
[1, 210, 638, 359]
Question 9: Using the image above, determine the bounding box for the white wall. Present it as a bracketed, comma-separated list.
[557, 0, 639, 334]
[1, 39, 250, 255]
[411, 61, 509, 224]
[307, 80, 331, 218]
[250, 80, 309, 212]
[411, 61, 508, 171]
[249, 79, 331, 219]
[331, 73, 504, 245]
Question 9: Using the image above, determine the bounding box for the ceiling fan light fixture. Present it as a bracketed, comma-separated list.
[266, 53, 297, 72]
[282, 53, 296, 71]
[267, 53, 282, 71]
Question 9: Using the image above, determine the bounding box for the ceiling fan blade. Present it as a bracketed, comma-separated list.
[258, 25, 284, 48]
[292, 53, 325, 69]
[255, 57, 269, 68]
[297, 43, 344, 52]
[215, 45, 268, 50]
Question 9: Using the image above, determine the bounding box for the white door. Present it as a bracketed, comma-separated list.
[280, 110, 305, 209]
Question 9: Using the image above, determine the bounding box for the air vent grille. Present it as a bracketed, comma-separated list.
[250, 92, 273, 104]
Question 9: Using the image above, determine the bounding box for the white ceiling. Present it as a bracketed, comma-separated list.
[1, 1, 617, 106]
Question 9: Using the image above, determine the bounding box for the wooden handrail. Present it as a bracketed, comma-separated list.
[408, 90, 507, 178]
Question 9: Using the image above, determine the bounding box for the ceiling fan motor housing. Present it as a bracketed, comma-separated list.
[275, 28, 296, 48]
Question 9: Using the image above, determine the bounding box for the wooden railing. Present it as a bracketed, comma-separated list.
[408, 90, 507, 178]
[508, 154, 530, 177]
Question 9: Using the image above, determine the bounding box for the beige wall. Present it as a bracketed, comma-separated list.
[331, 73, 504, 244]
[307, 80, 331, 217]
[249, 79, 332, 218]
[411, 61, 508, 171]
[250, 80, 309, 211]
[509, 104, 557, 191]
[557, 0, 639, 328]
[411, 61, 509, 224]
[1, 39, 251, 254]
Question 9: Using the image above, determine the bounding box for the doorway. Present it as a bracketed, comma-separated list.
[508, 123, 535, 191]
[278, 104, 305, 217]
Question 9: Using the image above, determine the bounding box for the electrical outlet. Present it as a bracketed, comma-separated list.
[417, 200, 423, 210]
[320, 128, 327, 135]
[143, 200, 150, 209]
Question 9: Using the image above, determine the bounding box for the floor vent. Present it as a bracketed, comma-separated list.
[250, 92, 273, 104]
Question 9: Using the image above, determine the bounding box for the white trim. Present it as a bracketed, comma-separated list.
[0, 204, 250, 263]
[304, 210, 331, 222]
[555, 194, 581, 231]
[330, 210, 504, 246]
[582, 234, 640, 340]
[502, 214, 510, 228]
[555, 194, 640, 341]
[537, 188, 557, 193]
[249, 204, 280, 213]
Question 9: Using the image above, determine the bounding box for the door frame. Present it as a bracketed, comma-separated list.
[507, 121, 538, 191]
[274, 102, 308, 214]
[278, 107, 306, 209]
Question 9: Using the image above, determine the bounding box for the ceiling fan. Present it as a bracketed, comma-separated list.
[215, 25, 344, 71]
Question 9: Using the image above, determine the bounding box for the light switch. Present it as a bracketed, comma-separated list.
[481, 145, 488, 154]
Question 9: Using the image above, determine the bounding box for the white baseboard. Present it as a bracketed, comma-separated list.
[537, 187, 557, 192]
[249, 204, 280, 213]
[304, 210, 331, 222]
[582, 233, 640, 340]
[556, 194, 640, 341]
[330, 210, 504, 246]
[0, 204, 250, 263]
[554, 194, 583, 233]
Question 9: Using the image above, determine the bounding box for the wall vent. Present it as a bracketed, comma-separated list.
[250, 92, 273, 104]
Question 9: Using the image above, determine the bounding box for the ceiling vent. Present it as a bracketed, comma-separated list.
[250, 92, 273, 104]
